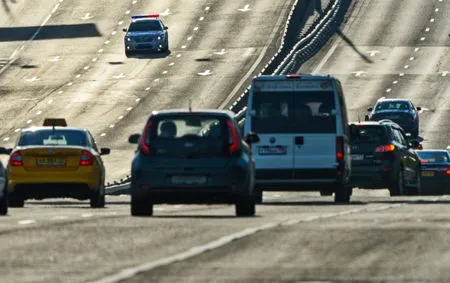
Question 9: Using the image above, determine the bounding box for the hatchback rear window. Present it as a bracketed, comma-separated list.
[251, 91, 337, 133]
[350, 126, 384, 143]
[150, 117, 224, 141]
[18, 130, 88, 146]
[416, 151, 449, 163]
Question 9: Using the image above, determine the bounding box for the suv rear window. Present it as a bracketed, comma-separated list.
[350, 125, 385, 143]
[251, 91, 337, 133]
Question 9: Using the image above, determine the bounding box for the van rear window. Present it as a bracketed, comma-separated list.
[251, 91, 336, 133]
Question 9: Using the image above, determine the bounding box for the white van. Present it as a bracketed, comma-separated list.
[242, 74, 352, 203]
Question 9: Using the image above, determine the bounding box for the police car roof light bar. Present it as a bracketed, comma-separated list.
[132, 14, 159, 19]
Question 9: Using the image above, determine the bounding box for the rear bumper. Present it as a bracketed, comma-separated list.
[11, 183, 96, 200]
[348, 165, 395, 189]
[132, 187, 238, 204]
[420, 178, 450, 194]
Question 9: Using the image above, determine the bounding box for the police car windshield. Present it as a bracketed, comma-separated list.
[375, 101, 410, 111]
[18, 130, 88, 147]
[129, 21, 162, 32]
[416, 151, 449, 163]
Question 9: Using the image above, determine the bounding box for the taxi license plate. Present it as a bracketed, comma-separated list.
[171, 176, 207, 185]
[258, 146, 287, 155]
[36, 157, 66, 166]
[351, 154, 364, 161]
[421, 171, 435, 177]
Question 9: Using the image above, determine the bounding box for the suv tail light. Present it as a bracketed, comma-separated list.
[375, 144, 395, 152]
[80, 150, 94, 166]
[446, 169, 450, 175]
[140, 121, 152, 155]
[10, 151, 23, 166]
[226, 120, 239, 154]
[336, 136, 344, 160]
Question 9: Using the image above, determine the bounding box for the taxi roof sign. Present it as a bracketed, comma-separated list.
[43, 118, 67, 127]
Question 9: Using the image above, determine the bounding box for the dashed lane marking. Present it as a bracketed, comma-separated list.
[80, 13, 93, 21]
[26, 76, 40, 82]
[82, 213, 93, 218]
[160, 9, 171, 16]
[197, 69, 212, 76]
[18, 219, 36, 225]
[238, 4, 251, 12]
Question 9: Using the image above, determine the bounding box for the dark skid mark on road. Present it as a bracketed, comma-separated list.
[128, 51, 171, 59]
[336, 28, 374, 64]
[0, 24, 102, 41]
[1, 0, 17, 14]
[195, 57, 212, 62]
[21, 64, 38, 69]
[109, 61, 124, 65]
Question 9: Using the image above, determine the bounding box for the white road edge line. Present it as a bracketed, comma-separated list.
[90, 203, 407, 283]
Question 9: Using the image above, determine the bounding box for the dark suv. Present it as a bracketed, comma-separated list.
[128, 109, 260, 217]
[348, 120, 421, 196]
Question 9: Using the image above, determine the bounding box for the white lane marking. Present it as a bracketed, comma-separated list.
[404, 65, 409, 69]
[48, 56, 61, 62]
[414, 47, 420, 52]
[430, 18, 435, 23]
[187, 36, 193, 41]
[132, 0, 137, 4]
[154, 78, 160, 82]
[14, 128, 21, 133]
[100, 133, 106, 137]
[199, 16, 204, 21]
[368, 50, 380, 57]
[440, 71, 448, 77]
[238, 4, 251, 12]
[399, 72, 405, 77]
[418, 107, 430, 114]
[127, 107, 133, 111]
[181, 45, 187, 49]
[111, 31, 117, 36]
[135, 98, 140, 102]
[393, 80, 398, 84]
[125, 10, 131, 15]
[352, 71, 367, 77]
[104, 40, 110, 45]
[214, 49, 227, 55]
[67, 82, 73, 86]
[204, 6, 210, 11]
[80, 13, 93, 21]
[168, 62, 175, 66]
[92, 58, 98, 62]
[109, 124, 115, 128]
[420, 37, 426, 41]
[98, 49, 104, 53]
[52, 216, 69, 220]
[26, 76, 40, 82]
[18, 219, 36, 225]
[145, 87, 150, 91]
[425, 27, 430, 32]
[435, 8, 439, 12]
[162, 71, 168, 75]
[36, 110, 42, 115]
[58, 90, 64, 94]
[173, 205, 183, 208]
[197, 70, 212, 76]
[92, 205, 409, 283]
[118, 21, 124, 26]
[84, 66, 90, 70]
[76, 74, 81, 78]
[48, 99, 53, 104]
[409, 56, 415, 61]
[160, 9, 171, 16]
[193, 27, 199, 31]
[113, 73, 125, 79]
[386, 88, 392, 93]
[26, 119, 32, 124]
[447, 145, 450, 150]
[118, 116, 124, 120]
[82, 213, 93, 218]
[3, 137, 10, 141]
[176, 54, 182, 58]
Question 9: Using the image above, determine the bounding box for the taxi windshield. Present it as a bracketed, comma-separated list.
[18, 130, 88, 147]
[416, 151, 450, 163]
[129, 20, 162, 32]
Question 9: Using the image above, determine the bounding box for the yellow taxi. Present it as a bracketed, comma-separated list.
[0, 119, 110, 208]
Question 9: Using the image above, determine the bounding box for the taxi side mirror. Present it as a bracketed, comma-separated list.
[129, 134, 141, 144]
[100, 148, 111, 156]
[122, 28, 127, 32]
[0, 147, 12, 155]
[245, 133, 260, 144]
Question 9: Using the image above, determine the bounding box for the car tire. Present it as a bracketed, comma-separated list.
[90, 190, 105, 208]
[8, 192, 24, 208]
[131, 195, 153, 216]
[0, 194, 7, 215]
[406, 170, 421, 195]
[389, 168, 405, 196]
[253, 187, 263, 204]
[235, 195, 255, 217]
[334, 185, 351, 203]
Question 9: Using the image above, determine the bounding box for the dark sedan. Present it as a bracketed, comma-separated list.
[416, 150, 450, 195]
[128, 109, 260, 217]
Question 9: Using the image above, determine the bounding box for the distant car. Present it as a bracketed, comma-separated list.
[366, 98, 421, 137]
[122, 14, 169, 57]
[415, 150, 450, 195]
[0, 118, 110, 208]
[128, 109, 259, 217]
[0, 159, 7, 215]
[348, 120, 421, 196]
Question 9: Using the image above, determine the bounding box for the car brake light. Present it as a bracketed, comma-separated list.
[10, 151, 23, 166]
[80, 150, 94, 166]
[420, 159, 428, 164]
[140, 121, 152, 155]
[226, 120, 239, 154]
[375, 144, 395, 152]
[336, 136, 344, 160]
[446, 169, 450, 175]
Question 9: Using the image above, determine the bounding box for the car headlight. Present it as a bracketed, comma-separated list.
[157, 36, 162, 41]
[126, 37, 132, 42]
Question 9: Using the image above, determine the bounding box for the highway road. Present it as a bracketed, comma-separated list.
[0, 0, 449, 282]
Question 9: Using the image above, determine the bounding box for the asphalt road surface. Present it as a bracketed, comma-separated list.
[0, 0, 449, 282]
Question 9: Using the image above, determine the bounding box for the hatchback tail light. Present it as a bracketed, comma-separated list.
[226, 120, 239, 154]
[140, 121, 152, 155]
[80, 150, 94, 166]
[10, 151, 23, 166]
[375, 144, 395, 152]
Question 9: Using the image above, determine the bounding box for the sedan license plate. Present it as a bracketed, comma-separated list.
[351, 154, 364, 161]
[171, 176, 207, 185]
[258, 146, 287, 155]
[421, 171, 435, 177]
[37, 157, 66, 166]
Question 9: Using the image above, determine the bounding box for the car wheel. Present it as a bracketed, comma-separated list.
[0, 193, 7, 215]
[253, 187, 263, 204]
[90, 190, 105, 208]
[334, 185, 351, 203]
[235, 195, 255, 217]
[389, 168, 405, 196]
[131, 195, 153, 216]
[406, 170, 421, 195]
[8, 192, 24, 208]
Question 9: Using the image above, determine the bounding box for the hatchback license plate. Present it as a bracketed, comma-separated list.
[421, 171, 435, 177]
[171, 176, 207, 185]
[258, 146, 287, 155]
[37, 157, 66, 166]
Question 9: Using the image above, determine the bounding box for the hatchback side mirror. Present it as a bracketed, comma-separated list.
[129, 134, 141, 144]
[245, 133, 260, 144]
[100, 148, 111, 156]
[0, 147, 12, 155]
[416, 106, 422, 111]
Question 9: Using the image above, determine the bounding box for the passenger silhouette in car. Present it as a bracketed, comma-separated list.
[159, 121, 177, 138]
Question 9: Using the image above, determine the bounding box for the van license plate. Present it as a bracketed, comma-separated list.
[258, 146, 287, 155]
[351, 154, 364, 161]
[171, 176, 207, 185]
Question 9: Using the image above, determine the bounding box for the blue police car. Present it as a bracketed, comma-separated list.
[122, 14, 169, 57]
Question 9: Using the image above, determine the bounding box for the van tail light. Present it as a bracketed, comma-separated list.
[226, 120, 239, 154]
[336, 136, 344, 161]
[10, 151, 24, 166]
[140, 121, 152, 155]
[375, 144, 395, 152]
[80, 150, 94, 166]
